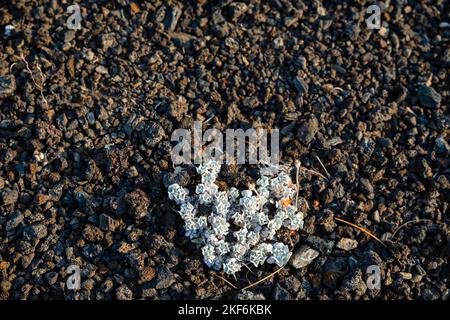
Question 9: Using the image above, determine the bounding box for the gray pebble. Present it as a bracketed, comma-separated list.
[293, 76, 309, 95]
[6, 212, 24, 231]
[153, 266, 175, 289]
[1, 189, 19, 206]
[23, 224, 48, 241]
[289, 245, 320, 269]
[336, 238, 358, 251]
[0, 75, 16, 99]
[418, 86, 442, 108]
[116, 285, 133, 300]
[297, 115, 319, 145]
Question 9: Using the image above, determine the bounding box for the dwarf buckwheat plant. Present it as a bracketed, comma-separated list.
[168, 159, 304, 275]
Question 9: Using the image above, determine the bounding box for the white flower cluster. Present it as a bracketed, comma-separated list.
[168, 159, 304, 275]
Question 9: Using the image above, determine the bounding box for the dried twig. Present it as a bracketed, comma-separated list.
[294, 160, 301, 208]
[303, 199, 310, 210]
[242, 263, 254, 274]
[392, 219, 432, 239]
[9, 62, 18, 73]
[300, 167, 328, 180]
[241, 266, 284, 291]
[288, 233, 295, 247]
[214, 273, 238, 290]
[204, 114, 216, 124]
[335, 217, 385, 246]
[13, 55, 48, 107]
[315, 155, 331, 179]
[248, 182, 261, 199]
[294, 159, 310, 211]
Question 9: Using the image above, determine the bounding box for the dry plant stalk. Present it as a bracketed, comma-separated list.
[391, 219, 432, 239]
[315, 155, 331, 179]
[214, 273, 238, 290]
[241, 266, 284, 291]
[334, 217, 385, 246]
[12, 54, 48, 108]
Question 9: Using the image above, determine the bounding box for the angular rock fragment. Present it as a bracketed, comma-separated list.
[418, 86, 441, 108]
[289, 245, 319, 268]
[0, 75, 16, 99]
[293, 76, 309, 95]
[165, 6, 182, 32]
[297, 115, 319, 145]
[336, 238, 358, 251]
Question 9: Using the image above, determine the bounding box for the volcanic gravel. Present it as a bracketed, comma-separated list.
[0, 0, 449, 300]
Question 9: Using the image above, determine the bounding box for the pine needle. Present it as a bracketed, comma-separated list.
[242, 263, 254, 274]
[295, 160, 301, 209]
[300, 167, 328, 180]
[315, 155, 331, 179]
[392, 219, 432, 239]
[241, 266, 284, 291]
[214, 273, 238, 290]
[334, 217, 385, 246]
[13, 55, 48, 108]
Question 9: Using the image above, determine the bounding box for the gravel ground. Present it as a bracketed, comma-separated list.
[0, 0, 449, 300]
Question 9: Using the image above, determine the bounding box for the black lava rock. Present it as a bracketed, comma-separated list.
[297, 115, 319, 145]
[418, 86, 442, 108]
[153, 266, 175, 290]
[23, 224, 47, 241]
[1, 189, 19, 206]
[293, 76, 309, 95]
[0, 75, 16, 98]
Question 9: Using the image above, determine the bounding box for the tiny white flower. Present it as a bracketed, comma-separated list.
[239, 196, 251, 207]
[234, 227, 248, 243]
[196, 183, 206, 194]
[168, 183, 189, 204]
[257, 176, 270, 188]
[205, 230, 219, 244]
[197, 216, 208, 228]
[179, 202, 195, 219]
[228, 187, 240, 199]
[208, 183, 219, 195]
[215, 202, 228, 216]
[184, 219, 198, 239]
[201, 172, 217, 184]
[223, 258, 241, 275]
[254, 211, 269, 225]
[267, 242, 292, 267]
[268, 217, 283, 231]
[246, 230, 260, 246]
[249, 248, 267, 267]
[241, 189, 253, 198]
[215, 240, 230, 256]
[208, 215, 229, 238]
[231, 243, 248, 260]
[232, 212, 246, 227]
[199, 193, 212, 204]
